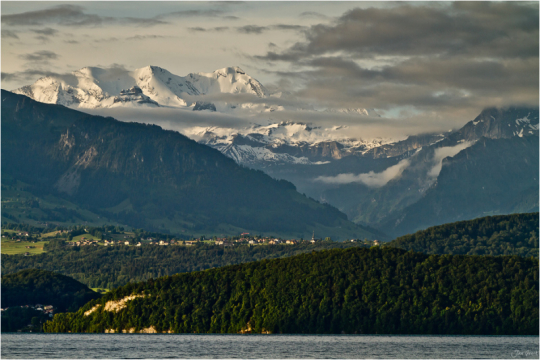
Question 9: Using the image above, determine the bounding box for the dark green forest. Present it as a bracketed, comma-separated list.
[3, 213, 538, 289]
[1, 269, 100, 311]
[2, 242, 369, 289]
[44, 247, 539, 335]
[1, 306, 51, 333]
[1, 269, 101, 332]
[387, 213, 539, 257]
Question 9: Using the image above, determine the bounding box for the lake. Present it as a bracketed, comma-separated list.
[1, 334, 538, 359]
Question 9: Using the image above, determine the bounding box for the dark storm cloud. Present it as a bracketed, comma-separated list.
[299, 11, 330, 20]
[283, 55, 538, 111]
[121, 17, 166, 27]
[236, 24, 306, 34]
[1, 29, 19, 39]
[1, 72, 18, 82]
[273, 24, 306, 31]
[258, 2, 538, 61]
[4, 64, 130, 86]
[154, 8, 239, 21]
[160, 9, 225, 18]
[2, 69, 75, 83]
[1, 4, 167, 27]
[35, 35, 51, 43]
[29, 28, 59, 44]
[253, 2, 539, 113]
[2, 5, 109, 26]
[93, 37, 119, 43]
[126, 35, 170, 41]
[30, 27, 58, 36]
[188, 27, 207, 32]
[190, 24, 306, 34]
[18, 50, 59, 62]
[92, 35, 173, 43]
[237, 25, 266, 34]
[187, 26, 230, 32]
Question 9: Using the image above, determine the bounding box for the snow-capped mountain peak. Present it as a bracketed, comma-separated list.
[455, 107, 539, 141]
[184, 120, 393, 166]
[12, 65, 269, 109]
[186, 66, 269, 98]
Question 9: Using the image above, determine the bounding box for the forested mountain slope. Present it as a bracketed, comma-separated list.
[1, 241, 370, 289]
[3, 213, 537, 290]
[387, 213, 538, 257]
[1, 90, 373, 240]
[44, 247, 538, 335]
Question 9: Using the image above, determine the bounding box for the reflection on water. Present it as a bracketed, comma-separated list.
[1, 334, 538, 359]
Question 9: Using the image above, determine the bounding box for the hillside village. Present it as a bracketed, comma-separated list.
[1, 223, 381, 253]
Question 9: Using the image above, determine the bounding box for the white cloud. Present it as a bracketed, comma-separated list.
[314, 158, 411, 187]
[314, 140, 474, 188]
[428, 141, 473, 178]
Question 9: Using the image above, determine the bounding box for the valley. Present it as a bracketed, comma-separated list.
[1, 90, 376, 240]
[12, 65, 539, 237]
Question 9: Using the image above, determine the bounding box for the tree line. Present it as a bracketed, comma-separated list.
[44, 247, 538, 335]
[1, 269, 100, 333]
[387, 212, 538, 257]
[2, 242, 369, 289]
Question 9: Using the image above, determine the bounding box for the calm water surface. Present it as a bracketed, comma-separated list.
[2, 334, 538, 359]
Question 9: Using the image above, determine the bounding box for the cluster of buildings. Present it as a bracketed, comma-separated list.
[246, 238, 299, 245]
[96, 237, 314, 247]
[72, 239, 100, 246]
[203, 236, 311, 246]
[3, 228, 382, 249]
[1, 232, 30, 240]
[93, 236, 313, 247]
[1, 304, 55, 318]
[350, 239, 380, 246]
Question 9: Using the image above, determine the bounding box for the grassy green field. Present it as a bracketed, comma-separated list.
[70, 234, 101, 242]
[41, 230, 64, 238]
[1, 229, 18, 234]
[90, 288, 110, 294]
[1, 240, 48, 255]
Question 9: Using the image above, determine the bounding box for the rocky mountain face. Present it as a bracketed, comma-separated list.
[15, 65, 538, 169]
[113, 86, 159, 106]
[380, 136, 539, 236]
[1, 90, 375, 240]
[189, 107, 539, 168]
[313, 107, 539, 236]
[448, 107, 539, 142]
[365, 133, 446, 159]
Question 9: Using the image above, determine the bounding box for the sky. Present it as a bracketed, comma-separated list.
[1, 1, 539, 138]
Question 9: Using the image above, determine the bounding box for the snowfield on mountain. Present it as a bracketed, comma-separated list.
[13, 66, 270, 110]
[13, 65, 539, 170]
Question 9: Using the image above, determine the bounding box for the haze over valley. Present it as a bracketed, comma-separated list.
[10, 63, 539, 237]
